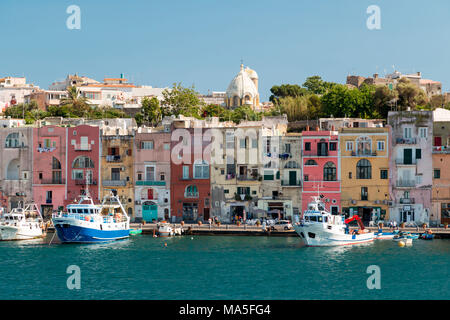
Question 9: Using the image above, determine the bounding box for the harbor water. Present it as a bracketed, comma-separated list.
[0, 235, 448, 300]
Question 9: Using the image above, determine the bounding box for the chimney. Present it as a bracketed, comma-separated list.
[417, 72, 421, 77]
[373, 73, 379, 79]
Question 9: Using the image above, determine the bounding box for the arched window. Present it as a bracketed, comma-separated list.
[72, 156, 94, 168]
[185, 185, 199, 198]
[233, 96, 240, 106]
[323, 162, 336, 181]
[6, 159, 20, 180]
[356, 136, 372, 155]
[52, 157, 61, 170]
[5, 132, 24, 148]
[284, 161, 300, 169]
[194, 160, 209, 179]
[305, 160, 318, 166]
[356, 159, 372, 179]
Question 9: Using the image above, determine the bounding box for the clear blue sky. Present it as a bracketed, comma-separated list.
[1, 0, 449, 101]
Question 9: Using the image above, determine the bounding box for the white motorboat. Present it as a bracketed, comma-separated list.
[293, 196, 374, 247]
[157, 221, 174, 237]
[0, 204, 44, 240]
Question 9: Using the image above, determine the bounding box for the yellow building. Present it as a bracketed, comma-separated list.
[339, 127, 390, 223]
[100, 127, 135, 219]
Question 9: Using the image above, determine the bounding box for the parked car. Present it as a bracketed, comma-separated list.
[271, 220, 292, 231]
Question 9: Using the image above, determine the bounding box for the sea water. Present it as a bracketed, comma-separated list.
[0, 235, 448, 299]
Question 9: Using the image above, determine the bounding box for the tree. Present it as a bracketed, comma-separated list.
[428, 94, 445, 110]
[59, 86, 91, 117]
[230, 106, 262, 123]
[201, 104, 232, 121]
[396, 78, 422, 110]
[141, 97, 162, 126]
[161, 83, 203, 118]
[373, 85, 398, 118]
[269, 84, 307, 103]
[302, 76, 337, 95]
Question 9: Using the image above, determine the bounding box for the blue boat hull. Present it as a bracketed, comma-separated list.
[54, 224, 130, 243]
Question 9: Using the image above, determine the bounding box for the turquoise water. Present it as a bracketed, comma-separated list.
[0, 235, 448, 300]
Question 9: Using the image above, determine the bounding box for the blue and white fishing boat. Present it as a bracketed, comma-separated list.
[52, 182, 130, 243]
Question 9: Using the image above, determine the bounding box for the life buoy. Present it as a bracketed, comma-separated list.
[85, 216, 90, 221]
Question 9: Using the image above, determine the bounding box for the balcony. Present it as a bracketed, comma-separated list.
[136, 180, 166, 186]
[433, 145, 450, 153]
[225, 173, 236, 180]
[396, 137, 417, 145]
[395, 159, 417, 166]
[74, 144, 92, 151]
[351, 151, 377, 157]
[237, 174, 261, 181]
[302, 150, 331, 157]
[281, 180, 302, 187]
[396, 180, 416, 188]
[106, 155, 122, 162]
[185, 191, 199, 198]
[75, 179, 97, 185]
[39, 179, 65, 185]
[400, 198, 415, 204]
[103, 180, 127, 187]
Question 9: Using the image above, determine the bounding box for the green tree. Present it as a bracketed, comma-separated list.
[161, 83, 203, 118]
[269, 84, 307, 103]
[141, 97, 162, 126]
[302, 76, 337, 95]
[428, 94, 446, 110]
[230, 106, 262, 123]
[59, 86, 91, 117]
[373, 85, 398, 118]
[201, 104, 232, 121]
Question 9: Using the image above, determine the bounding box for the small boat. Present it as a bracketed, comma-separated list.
[52, 182, 130, 243]
[0, 204, 44, 241]
[129, 228, 142, 236]
[157, 221, 174, 237]
[293, 196, 374, 247]
[374, 230, 398, 240]
[419, 230, 434, 240]
[393, 231, 417, 242]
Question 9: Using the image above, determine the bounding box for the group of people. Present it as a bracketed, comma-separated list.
[388, 220, 399, 230]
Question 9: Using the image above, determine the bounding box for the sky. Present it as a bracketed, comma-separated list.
[1, 0, 450, 101]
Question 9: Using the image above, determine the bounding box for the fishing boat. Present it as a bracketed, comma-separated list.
[0, 204, 44, 241]
[393, 231, 417, 242]
[293, 196, 374, 247]
[374, 230, 399, 240]
[157, 221, 174, 237]
[52, 181, 130, 243]
[129, 228, 142, 236]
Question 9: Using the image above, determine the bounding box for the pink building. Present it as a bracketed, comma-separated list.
[66, 125, 101, 205]
[33, 126, 67, 218]
[301, 129, 341, 214]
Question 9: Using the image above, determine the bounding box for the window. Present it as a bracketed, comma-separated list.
[284, 144, 291, 153]
[356, 159, 372, 179]
[237, 187, 250, 195]
[404, 127, 412, 139]
[416, 149, 421, 159]
[194, 160, 209, 179]
[52, 157, 61, 170]
[305, 159, 317, 166]
[111, 168, 120, 180]
[163, 143, 170, 150]
[349, 172, 352, 179]
[284, 161, 299, 169]
[5, 132, 21, 148]
[182, 166, 189, 179]
[329, 142, 337, 151]
[304, 175, 309, 181]
[434, 169, 441, 179]
[226, 131, 234, 149]
[441, 203, 450, 219]
[141, 141, 154, 150]
[346, 141, 353, 151]
[160, 174, 165, 181]
[380, 169, 388, 179]
[305, 142, 311, 151]
[377, 141, 385, 151]
[185, 185, 198, 198]
[72, 169, 84, 180]
[72, 156, 94, 169]
[317, 141, 328, 156]
[323, 162, 336, 181]
[145, 166, 155, 181]
[251, 139, 258, 149]
[264, 170, 274, 180]
[419, 127, 428, 138]
[361, 187, 368, 201]
[356, 136, 372, 155]
[239, 138, 247, 149]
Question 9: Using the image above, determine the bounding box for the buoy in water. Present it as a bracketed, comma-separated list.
[164, 243, 167, 247]
[191, 237, 193, 240]
[398, 240, 405, 247]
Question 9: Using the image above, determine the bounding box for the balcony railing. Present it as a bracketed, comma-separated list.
[74, 179, 97, 185]
[39, 179, 65, 185]
[395, 159, 417, 165]
[103, 180, 127, 187]
[281, 180, 302, 187]
[237, 174, 260, 181]
[106, 155, 122, 162]
[396, 137, 417, 145]
[136, 180, 166, 186]
[433, 145, 450, 153]
[185, 191, 199, 198]
[351, 151, 377, 156]
[74, 144, 92, 151]
[396, 180, 416, 188]
[225, 173, 236, 180]
[302, 150, 331, 157]
[400, 198, 415, 204]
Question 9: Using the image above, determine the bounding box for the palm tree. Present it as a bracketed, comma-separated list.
[60, 86, 91, 117]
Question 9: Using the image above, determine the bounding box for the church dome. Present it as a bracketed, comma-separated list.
[226, 64, 258, 99]
[245, 67, 258, 80]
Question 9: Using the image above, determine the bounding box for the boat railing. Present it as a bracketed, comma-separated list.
[53, 212, 127, 224]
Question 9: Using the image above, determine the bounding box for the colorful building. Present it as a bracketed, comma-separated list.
[0, 127, 33, 210]
[431, 108, 450, 225]
[301, 128, 340, 215]
[100, 125, 135, 219]
[339, 127, 390, 223]
[66, 125, 101, 205]
[134, 127, 171, 222]
[32, 125, 67, 218]
[388, 111, 433, 225]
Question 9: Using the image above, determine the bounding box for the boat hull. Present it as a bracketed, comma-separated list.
[0, 225, 43, 241]
[54, 224, 129, 243]
[374, 232, 396, 240]
[294, 224, 374, 247]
